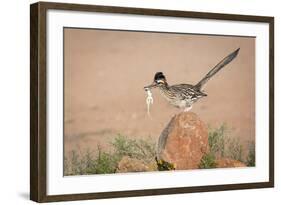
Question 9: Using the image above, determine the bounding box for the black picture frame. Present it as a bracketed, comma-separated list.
[30, 1, 274, 202]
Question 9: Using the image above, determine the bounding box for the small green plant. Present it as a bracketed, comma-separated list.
[93, 147, 119, 174]
[112, 134, 156, 163]
[63, 156, 70, 176]
[83, 150, 96, 174]
[208, 124, 227, 158]
[246, 141, 255, 166]
[199, 153, 217, 169]
[70, 150, 84, 175]
[227, 138, 243, 162]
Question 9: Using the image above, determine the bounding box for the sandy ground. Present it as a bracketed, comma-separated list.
[64, 28, 255, 157]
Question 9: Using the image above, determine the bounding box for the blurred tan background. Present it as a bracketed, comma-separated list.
[64, 28, 255, 155]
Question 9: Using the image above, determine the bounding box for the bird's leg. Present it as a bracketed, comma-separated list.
[183, 106, 192, 112]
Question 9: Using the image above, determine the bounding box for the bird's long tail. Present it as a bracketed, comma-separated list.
[194, 48, 240, 91]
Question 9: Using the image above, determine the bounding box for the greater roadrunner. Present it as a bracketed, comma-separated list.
[144, 48, 240, 112]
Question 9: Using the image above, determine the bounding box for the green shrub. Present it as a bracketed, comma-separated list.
[208, 124, 227, 158]
[199, 153, 217, 169]
[246, 141, 255, 166]
[227, 138, 243, 162]
[207, 124, 244, 162]
[69, 150, 84, 175]
[112, 134, 156, 162]
[93, 147, 119, 174]
[63, 156, 69, 175]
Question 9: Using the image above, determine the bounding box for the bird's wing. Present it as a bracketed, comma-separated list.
[170, 84, 206, 100]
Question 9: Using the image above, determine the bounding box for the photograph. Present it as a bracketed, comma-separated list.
[63, 28, 256, 176]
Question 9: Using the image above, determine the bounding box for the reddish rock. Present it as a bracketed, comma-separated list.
[157, 112, 209, 170]
[116, 156, 157, 173]
[215, 158, 246, 168]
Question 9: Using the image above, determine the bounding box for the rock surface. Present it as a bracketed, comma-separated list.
[116, 156, 157, 173]
[215, 158, 246, 168]
[157, 112, 209, 170]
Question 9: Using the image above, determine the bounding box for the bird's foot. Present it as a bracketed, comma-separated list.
[183, 106, 192, 112]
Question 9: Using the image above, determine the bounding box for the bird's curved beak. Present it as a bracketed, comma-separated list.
[144, 82, 157, 90]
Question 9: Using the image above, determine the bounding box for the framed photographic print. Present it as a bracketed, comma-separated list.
[30, 1, 274, 202]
